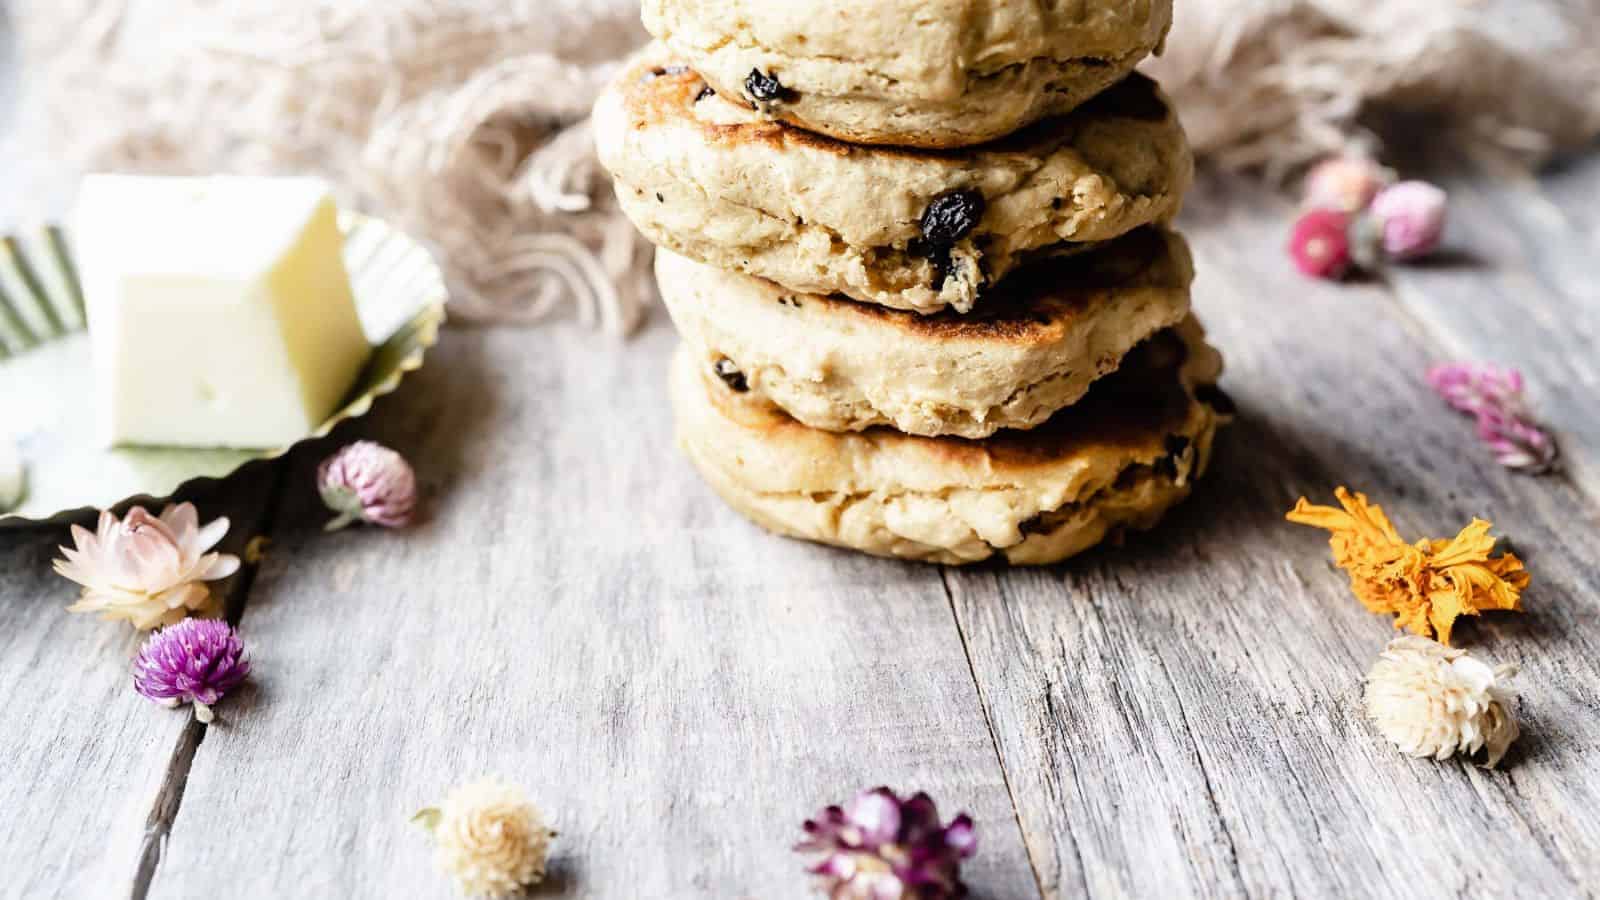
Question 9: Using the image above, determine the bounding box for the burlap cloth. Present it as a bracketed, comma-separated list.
[10, 0, 1599, 333]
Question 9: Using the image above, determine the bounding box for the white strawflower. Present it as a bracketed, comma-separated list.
[415, 778, 555, 898]
[53, 503, 240, 630]
[1365, 636, 1520, 767]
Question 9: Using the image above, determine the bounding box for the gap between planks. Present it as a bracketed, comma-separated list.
[127, 459, 290, 900]
[939, 568, 1052, 900]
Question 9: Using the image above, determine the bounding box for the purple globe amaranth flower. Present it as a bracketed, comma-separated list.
[133, 617, 251, 723]
[318, 441, 417, 531]
[797, 787, 977, 900]
[1428, 363, 1558, 474]
[1371, 181, 1448, 260]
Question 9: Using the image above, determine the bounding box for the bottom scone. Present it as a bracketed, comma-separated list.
[671, 317, 1232, 565]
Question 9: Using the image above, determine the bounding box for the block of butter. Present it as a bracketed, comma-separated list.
[76, 175, 371, 449]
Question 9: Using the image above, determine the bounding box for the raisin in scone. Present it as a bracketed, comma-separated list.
[641, 0, 1174, 148]
[671, 317, 1231, 566]
[594, 44, 1192, 315]
[658, 228, 1194, 438]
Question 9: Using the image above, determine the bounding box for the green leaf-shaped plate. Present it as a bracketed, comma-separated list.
[0, 213, 447, 528]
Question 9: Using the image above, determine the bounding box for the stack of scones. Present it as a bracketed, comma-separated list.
[596, 0, 1234, 565]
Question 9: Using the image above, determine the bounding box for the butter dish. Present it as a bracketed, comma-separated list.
[0, 214, 446, 527]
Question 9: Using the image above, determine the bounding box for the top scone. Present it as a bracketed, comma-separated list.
[594, 44, 1191, 315]
[642, 0, 1174, 148]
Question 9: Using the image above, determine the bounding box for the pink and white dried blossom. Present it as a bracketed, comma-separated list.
[318, 441, 417, 531]
[1303, 155, 1393, 213]
[1371, 181, 1448, 260]
[53, 503, 241, 630]
[1427, 363, 1558, 473]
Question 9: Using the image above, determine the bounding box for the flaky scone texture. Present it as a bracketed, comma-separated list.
[671, 318, 1229, 566]
[642, 0, 1174, 148]
[658, 228, 1194, 438]
[594, 45, 1192, 315]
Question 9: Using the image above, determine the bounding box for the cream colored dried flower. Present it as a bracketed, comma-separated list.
[415, 778, 555, 898]
[53, 503, 240, 630]
[1365, 635, 1520, 767]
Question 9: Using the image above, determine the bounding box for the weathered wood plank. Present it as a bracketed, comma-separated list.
[0, 470, 279, 900]
[1523, 147, 1600, 242]
[146, 323, 1040, 899]
[947, 172, 1600, 899]
[1379, 144, 1600, 500]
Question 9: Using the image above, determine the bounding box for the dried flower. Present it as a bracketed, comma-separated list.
[133, 617, 251, 723]
[1303, 155, 1392, 212]
[1370, 181, 1447, 260]
[1288, 208, 1353, 279]
[1365, 635, 1519, 767]
[1428, 363, 1558, 473]
[1344, 212, 1386, 271]
[797, 787, 977, 900]
[318, 441, 417, 531]
[244, 535, 271, 565]
[415, 778, 555, 898]
[54, 503, 241, 630]
[1286, 488, 1528, 645]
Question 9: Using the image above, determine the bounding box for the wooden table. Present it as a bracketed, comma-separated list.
[5, 30, 1600, 900]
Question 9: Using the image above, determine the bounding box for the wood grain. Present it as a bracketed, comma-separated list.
[1380, 143, 1600, 500]
[5, 15, 1600, 889]
[946, 172, 1600, 899]
[145, 324, 1040, 900]
[0, 24, 283, 898]
[0, 470, 279, 900]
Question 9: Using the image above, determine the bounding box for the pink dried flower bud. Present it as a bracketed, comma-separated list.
[318, 441, 417, 531]
[1427, 363, 1558, 474]
[1304, 155, 1392, 212]
[1477, 407, 1559, 473]
[1371, 181, 1448, 260]
[1289, 209, 1354, 279]
[1429, 363, 1524, 417]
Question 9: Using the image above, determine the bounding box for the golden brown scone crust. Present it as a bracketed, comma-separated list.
[594, 45, 1192, 315]
[671, 317, 1231, 565]
[658, 228, 1194, 438]
[642, 0, 1174, 148]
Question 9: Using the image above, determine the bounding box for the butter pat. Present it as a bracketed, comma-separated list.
[77, 175, 370, 448]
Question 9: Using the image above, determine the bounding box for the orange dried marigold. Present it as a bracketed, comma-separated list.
[1287, 487, 1528, 645]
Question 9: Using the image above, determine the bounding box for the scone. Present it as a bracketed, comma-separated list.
[594, 45, 1192, 315]
[642, 0, 1174, 148]
[659, 227, 1194, 438]
[671, 318, 1231, 566]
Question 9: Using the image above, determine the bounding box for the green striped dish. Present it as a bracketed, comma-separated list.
[0, 213, 447, 528]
